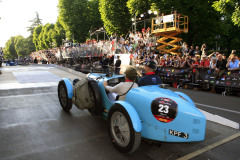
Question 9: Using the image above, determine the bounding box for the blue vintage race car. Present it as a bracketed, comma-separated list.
[58, 73, 206, 154]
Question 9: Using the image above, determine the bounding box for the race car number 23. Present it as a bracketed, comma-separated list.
[169, 129, 189, 139]
[158, 104, 169, 114]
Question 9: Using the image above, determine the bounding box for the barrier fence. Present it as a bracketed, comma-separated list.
[156, 67, 240, 89]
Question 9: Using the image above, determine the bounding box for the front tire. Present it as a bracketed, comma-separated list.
[58, 80, 72, 111]
[108, 105, 141, 154]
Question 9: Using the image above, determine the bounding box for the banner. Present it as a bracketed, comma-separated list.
[163, 15, 174, 23]
[157, 67, 240, 88]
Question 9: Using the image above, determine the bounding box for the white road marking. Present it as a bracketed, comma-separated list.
[0, 82, 58, 90]
[199, 109, 239, 130]
[177, 132, 240, 160]
[195, 102, 240, 115]
[0, 92, 57, 99]
[0, 66, 55, 71]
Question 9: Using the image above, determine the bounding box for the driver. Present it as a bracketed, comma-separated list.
[103, 67, 138, 101]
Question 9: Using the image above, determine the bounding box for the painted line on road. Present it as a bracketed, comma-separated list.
[0, 92, 57, 99]
[195, 102, 240, 115]
[177, 132, 240, 160]
[0, 82, 58, 90]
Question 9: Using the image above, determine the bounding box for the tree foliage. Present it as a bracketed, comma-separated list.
[27, 12, 42, 34]
[33, 25, 43, 51]
[213, 0, 240, 27]
[99, 0, 131, 35]
[4, 35, 35, 59]
[4, 37, 17, 59]
[58, 0, 90, 42]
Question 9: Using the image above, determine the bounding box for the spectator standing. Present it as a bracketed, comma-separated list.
[182, 42, 187, 55]
[201, 43, 207, 55]
[227, 55, 239, 71]
[166, 58, 172, 67]
[183, 45, 189, 56]
[102, 54, 110, 73]
[34, 57, 38, 64]
[189, 46, 195, 57]
[194, 46, 201, 56]
[158, 57, 166, 67]
[199, 55, 210, 68]
[210, 58, 217, 69]
[191, 56, 200, 82]
[115, 56, 121, 75]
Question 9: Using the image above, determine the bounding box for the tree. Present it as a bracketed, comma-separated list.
[33, 25, 43, 50]
[14, 35, 27, 57]
[127, 0, 150, 16]
[4, 37, 17, 59]
[99, 0, 131, 35]
[87, 0, 103, 31]
[54, 18, 66, 46]
[213, 0, 240, 27]
[42, 23, 55, 48]
[127, 0, 222, 46]
[27, 12, 42, 34]
[58, 0, 90, 42]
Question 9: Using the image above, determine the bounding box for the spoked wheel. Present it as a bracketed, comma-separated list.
[58, 80, 72, 111]
[108, 105, 141, 154]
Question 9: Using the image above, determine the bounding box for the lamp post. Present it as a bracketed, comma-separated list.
[89, 30, 92, 40]
[140, 13, 146, 29]
[215, 35, 220, 52]
[134, 13, 136, 33]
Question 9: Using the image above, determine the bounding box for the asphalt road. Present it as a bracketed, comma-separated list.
[0, 64, 239, 160]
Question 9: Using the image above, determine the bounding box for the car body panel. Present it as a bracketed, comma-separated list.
[62, 78, 73, 99]
[113, 101, 142, 132]
[86, 73, 206, 142]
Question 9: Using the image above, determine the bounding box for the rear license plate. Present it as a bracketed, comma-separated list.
[169, 129, 189, 139]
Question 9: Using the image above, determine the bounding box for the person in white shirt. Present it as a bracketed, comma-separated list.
[103, 67, 138, 101]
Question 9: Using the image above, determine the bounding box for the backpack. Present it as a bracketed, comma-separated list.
[72, 78, 95, 110]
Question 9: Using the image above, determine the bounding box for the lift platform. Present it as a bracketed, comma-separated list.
[151, 14, 188, 55]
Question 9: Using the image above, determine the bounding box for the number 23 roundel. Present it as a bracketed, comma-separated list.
[151, 97, 178, 123]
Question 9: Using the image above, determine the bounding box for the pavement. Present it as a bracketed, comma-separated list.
[0, 64, 239, 160]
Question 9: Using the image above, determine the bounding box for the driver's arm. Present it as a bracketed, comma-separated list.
[103, 81, 122, 93]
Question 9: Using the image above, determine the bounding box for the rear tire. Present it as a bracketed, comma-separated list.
[58, 80, 72, 111]
[88, 80, 103, 116]
[108, 105, 141, 154]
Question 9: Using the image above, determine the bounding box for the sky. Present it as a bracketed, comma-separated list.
[0, 0, 59, 47]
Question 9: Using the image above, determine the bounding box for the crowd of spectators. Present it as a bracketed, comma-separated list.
[29, 28, 239, 80]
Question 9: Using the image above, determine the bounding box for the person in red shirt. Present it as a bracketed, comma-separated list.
[191, 57, 200, 83]
[158, 57, 166, 67]
[199, 55, 210, 68]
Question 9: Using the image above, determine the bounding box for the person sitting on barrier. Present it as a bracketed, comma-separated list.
[103, 67, 138, 101]
[227, 55, 239, 71]
[199, 55, 210, 68]
[215, 54, 227, 79]
[138, 61, 162, 86]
